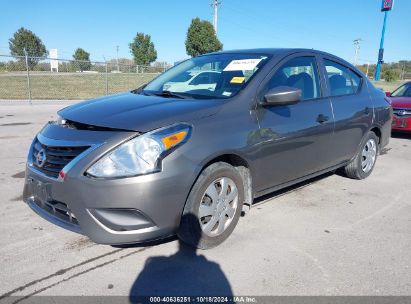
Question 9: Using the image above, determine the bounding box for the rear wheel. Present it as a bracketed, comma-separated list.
[178, 162, 244, 249]
[344, 131, 379, 179]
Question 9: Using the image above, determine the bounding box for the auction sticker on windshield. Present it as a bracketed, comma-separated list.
[230, 77, 245, 84]
[223, 59, 262, 71]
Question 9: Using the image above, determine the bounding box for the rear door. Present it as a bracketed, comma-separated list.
[320, 57, 372, 164]
[253, 54, 335, 192]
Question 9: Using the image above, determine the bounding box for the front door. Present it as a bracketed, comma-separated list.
[253, 55, 335, 193]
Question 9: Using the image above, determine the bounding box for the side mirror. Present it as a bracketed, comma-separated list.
[261, 86, 302, 106]
[385, 92, 391, 97]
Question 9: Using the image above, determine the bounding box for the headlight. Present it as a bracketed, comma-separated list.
[86, 123, 191, 178]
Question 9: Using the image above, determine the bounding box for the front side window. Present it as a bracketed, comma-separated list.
[189, 72, 220, 85]
[391, 83, 411, 97]
[143, 53, 271, 99]
[264, 56, 321, 100]
[324, 59, 362, 96]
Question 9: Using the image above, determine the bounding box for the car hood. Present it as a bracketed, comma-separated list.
[389, 97, 411, 109]
[58, 92, 222, 132]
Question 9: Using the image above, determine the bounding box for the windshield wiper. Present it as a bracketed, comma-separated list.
[152, 90, 190, 99]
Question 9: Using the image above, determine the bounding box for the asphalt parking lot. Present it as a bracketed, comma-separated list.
[0, 101, 411, 300]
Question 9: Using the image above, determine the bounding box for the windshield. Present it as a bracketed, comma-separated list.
[391, 83, 411, 97]
[143, 53, 271, 99]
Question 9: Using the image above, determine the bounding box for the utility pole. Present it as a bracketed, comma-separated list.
[375, 0, 394, 81]
[353, 38, 362, 66]
[116, 45, 119, 72]
[211, 0, 221, 35]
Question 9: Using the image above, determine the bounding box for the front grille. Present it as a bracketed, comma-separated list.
[393, 108, 411, 117]
[33, 198, 79, 225]
[32, 138, 89, 178]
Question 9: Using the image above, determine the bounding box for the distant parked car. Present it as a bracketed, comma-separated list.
[163, 70, 220, 92]
[24, 48, 392, 249]
[386, 81, 411, 132]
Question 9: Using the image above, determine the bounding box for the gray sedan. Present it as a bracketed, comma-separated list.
[23, 49, 392, 249]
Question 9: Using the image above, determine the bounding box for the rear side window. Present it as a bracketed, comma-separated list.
[169, 72, 192, 82]
[323, 59, 362, 96]
[189, 72, 220, 85]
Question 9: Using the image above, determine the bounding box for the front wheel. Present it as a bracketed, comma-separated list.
[178, 162, 244, 249]
[344, 131, 379, 180]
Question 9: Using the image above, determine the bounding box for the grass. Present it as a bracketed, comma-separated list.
[0, 72, 407, 100]
[0, 73, 157, 100]
[371, 80, 407, 93]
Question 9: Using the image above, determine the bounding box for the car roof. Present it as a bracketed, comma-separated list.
[193, 70, 220, 73]
[207, 48, 334, 57]
[204, 48, 359, 73]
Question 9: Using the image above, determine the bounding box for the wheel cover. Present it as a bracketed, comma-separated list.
[199, 177, 239, 237]
[361, 139, 377, 173]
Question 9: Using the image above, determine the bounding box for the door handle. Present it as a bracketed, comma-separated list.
[316, 114, 329, 124]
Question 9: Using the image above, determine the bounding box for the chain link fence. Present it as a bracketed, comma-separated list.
[0, 54, 167, 101]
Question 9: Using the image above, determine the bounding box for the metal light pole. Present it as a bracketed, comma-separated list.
[23, 48, 32, 104]
[103, 56, 108, 95]
[375, 0, 394, 81]
[353, 39, 362, 66]
[211, 0, 221, 35]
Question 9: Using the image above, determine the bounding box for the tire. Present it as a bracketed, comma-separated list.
[178, 162, 244, 249]
[344, 131, 379, 180]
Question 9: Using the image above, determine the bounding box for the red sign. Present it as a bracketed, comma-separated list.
[381, 0, 394, 11]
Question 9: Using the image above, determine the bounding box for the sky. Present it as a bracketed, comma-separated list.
[0, 0, 410, 65]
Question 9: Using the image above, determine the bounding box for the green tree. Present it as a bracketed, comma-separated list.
[185, 18, 223, 57]
[9, 27, 47, 67]
[383, 69, 401, 82]
[72, 48, 91, 72]
[129, 33, 157, 65]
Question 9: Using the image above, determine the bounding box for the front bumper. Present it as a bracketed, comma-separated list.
[23, 123, 199, 245]
[392, 115, 411, 132]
